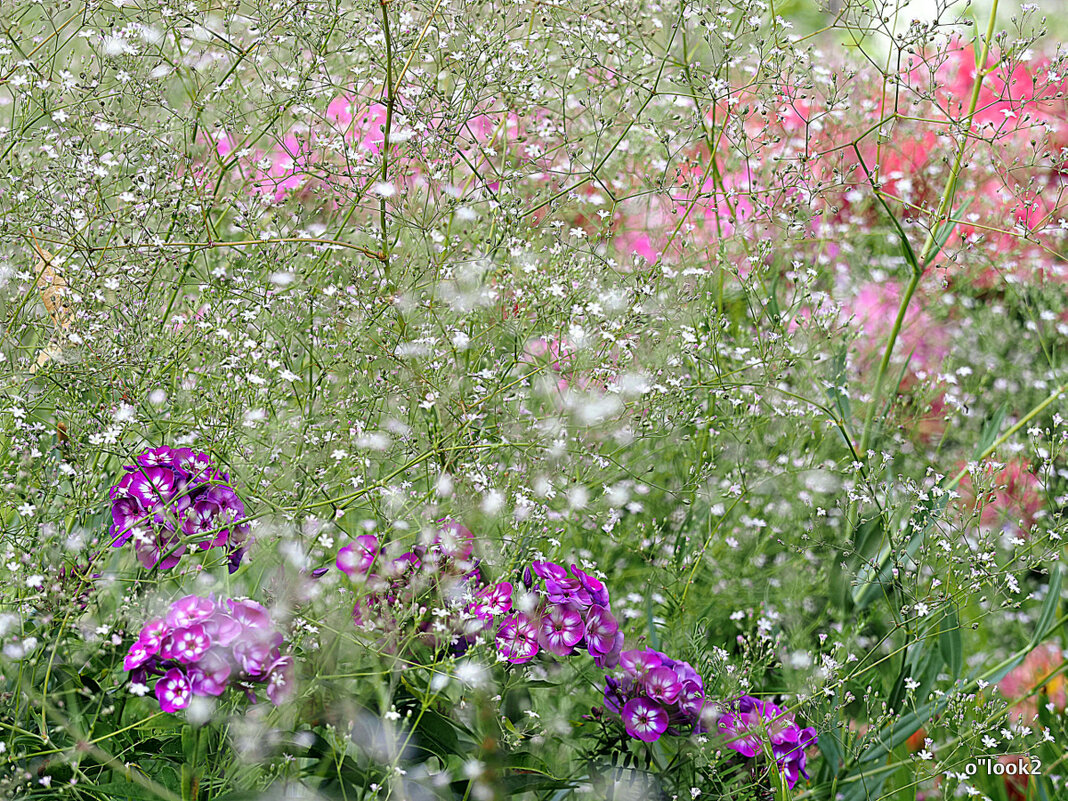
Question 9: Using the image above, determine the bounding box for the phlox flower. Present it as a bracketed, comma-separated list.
[715, 696, 818, 789]
[603, 648, 707, 743]
[108, 446, 251, 572]
[123, 593, 293, 712]
[622, 697, 669, 742]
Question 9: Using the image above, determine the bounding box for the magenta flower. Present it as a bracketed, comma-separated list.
[622, 698, 669, 742]
[337, 520, 486, 656]
[620, 649, 661, 678]
[337, 535, 379, 578]
[125, 594, 292, 711]
[472, 582, 513, 619]
[603, 648, 707, 741]
[434, 519, 475, 562]
[571, 565, 610, 606]
[644, 666, 683, 705]
[538, 604, 585, 656]
[530, 560, 568, 582]
[501, 560, 624, 668]
[108, 446, 251, 572]
[265, 655, 295, 706]
[166, 595, 216, 628]
[155, 668, 192, 713]
[203, 612, 242, 647]
[188, 649, 232, 697]
[584, 605, 619, 654]
[227, 598, 272, 629]
[496, 612, 540, 663]
[716, 696, 818, 789]
[123, 639, 156, 671]
[168, 624, 212, 664]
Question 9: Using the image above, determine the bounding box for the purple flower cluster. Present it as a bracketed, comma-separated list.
[123, 594, 292, 712]
[335, 527, 624, 669]
[602, 648, 707, 742]
[486, 560, 624, 667]
[336, 521, 482, 652]
[109, 447, 251, 572]
[715, 696, 818, 789]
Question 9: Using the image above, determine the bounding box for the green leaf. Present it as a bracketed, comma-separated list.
[1031, 565, 1062, 647]
[973, 403, 1008, 460]
[84, 782, 173, 801]
[939, 605, 963, 679]
[411, 707, 465, 761]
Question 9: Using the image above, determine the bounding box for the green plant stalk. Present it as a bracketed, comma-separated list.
[847, 0, 1002, 547]
[858, 0, 1001, 458]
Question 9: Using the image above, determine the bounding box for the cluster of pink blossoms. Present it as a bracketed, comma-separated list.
[109, 446, 250, 572]
[336, 526, 624, 667]
[123, 595, 292, 712]
[603, 648, 706, 742]
[486, 560, 624, 667]
[336, 521, 482, 653]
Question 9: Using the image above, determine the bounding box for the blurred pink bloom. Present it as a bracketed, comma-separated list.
[843, 281, 950, 374]
[999, 642, 1066, 723]
[959, 459, 1044, 534]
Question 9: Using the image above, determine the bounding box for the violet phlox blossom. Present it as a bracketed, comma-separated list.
[490, 560, 623, 667]
[335, 521, 483, 651]
[602, 648, 707, 742]
[109, 446, 251, 572]
[123, 594, 293, 712]
[715, 695, 818, 789]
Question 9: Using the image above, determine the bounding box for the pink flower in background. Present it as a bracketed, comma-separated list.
[999, 642, 1066, 723]
[214, 131, 314, 201]
[959, 459, 1044, 535]
[324, 93, 387, 156]
[843, 281, 950, 374]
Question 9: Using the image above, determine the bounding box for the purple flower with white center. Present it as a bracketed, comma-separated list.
[227, 598, 272, 629]
[108, 446, 251, 572]
[232, 627, 283, 676]
[203, 612, 242, 647]
[530, 560, 568, 582]
[181, 500, 222, 542]
[592, 630, 625, 669]
[123, 639, 156, 671]
[622, 697, 669, 742]
[170, 624, 211, 664]
[337, 535, 379, 578]
[138, 447, 189, 468]
[644, 666, 683, 704]
[571, 565, 610, 606]
[387, 551, 421, 579]
[265, 655, 294, 706]
[716, 696, 818, 789]
[138, 618, 169, 650]
[434, 519, 475, 562]
[538, 604, 585, 656]
[166, 595, 216, 628]
[155, 668, 192, 713]
[125, 593, 293, 711]
[544, 576, 593, 607]
[471, 582, 513, 620]
[603, 647, 707, 741]
[110, 496, 147, 546]
[678, 680, 705, 718]
[584, 605, 620, 654]
[496, 612, 540, 663]
[129, 466, 176, 508]
[510, 560, 624, 667]
[620, 649, 662, 678]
